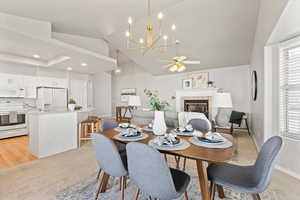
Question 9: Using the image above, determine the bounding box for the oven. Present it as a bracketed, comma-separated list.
[0, 111, 28, 139]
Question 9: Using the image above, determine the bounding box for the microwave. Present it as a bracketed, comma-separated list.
[0, 88, 25, 98]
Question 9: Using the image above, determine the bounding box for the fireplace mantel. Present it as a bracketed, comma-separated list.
[175, 88, 220, 119]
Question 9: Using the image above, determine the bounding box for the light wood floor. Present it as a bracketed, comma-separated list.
[0, 136, 37, 170]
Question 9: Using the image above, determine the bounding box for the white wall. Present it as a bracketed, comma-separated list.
[92, 71, 112, 117]
[250, 0, 289, 148]
[112, 63, 251, 118]
[264, 0, 300, 180]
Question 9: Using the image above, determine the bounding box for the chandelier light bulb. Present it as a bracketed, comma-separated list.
[139, 38, 144, 44]
[163, 35, 168, 40]
[115, 68, 121, 73]
[128, 17, 133, 25]
[157, 12, 164, 20]
[171, 24, 176, 31]
[125, 31, 130, 37]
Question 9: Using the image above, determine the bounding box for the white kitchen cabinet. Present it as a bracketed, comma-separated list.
[70, 79, 88, 109]
[0, 73, 24, 90]
[23, 76, 38, 99]
[38, 77, 68, 88]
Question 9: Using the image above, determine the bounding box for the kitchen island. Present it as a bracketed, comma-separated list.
[28, 109, 93, 158]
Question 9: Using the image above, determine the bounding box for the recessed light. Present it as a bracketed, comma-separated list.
[33, 54, 40, 58]
[81, 63, 87, 67]
[67, 67, 72, 71]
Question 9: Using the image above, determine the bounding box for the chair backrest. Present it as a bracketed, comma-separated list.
[102, 119, 118, 131]
[92, 133, 127, 177]
[126, 142, 178, 199]
[229, 111, 245, 126]
[188, 118, 210, 132]
[253, 136, 283, 192]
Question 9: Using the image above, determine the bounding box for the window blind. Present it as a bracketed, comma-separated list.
[279, 45, 300, 139]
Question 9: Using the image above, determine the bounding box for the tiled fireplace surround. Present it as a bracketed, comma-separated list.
[175, 88, 219, 120]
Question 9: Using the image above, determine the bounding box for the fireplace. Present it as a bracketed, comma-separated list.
[181, 96, 212, 120]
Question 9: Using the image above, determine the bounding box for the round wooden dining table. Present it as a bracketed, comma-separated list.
[97, 126, 234, 200]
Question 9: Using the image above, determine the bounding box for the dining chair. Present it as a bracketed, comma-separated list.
[207, 136, 283, 200]
[175, 118, 211, 171]
[126, 142, 190, 200]
[92, 133, 128, 200]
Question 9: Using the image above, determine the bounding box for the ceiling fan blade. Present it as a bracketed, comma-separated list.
[158, 59, 172, 63]
[162, 63, 174, 68]
[183, 60, 201, 64]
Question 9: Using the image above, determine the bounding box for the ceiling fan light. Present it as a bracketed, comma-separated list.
[169, 65, 178, 72]
[177, 65, 186, 72]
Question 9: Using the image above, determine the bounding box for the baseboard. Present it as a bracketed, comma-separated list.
[275, 165, 300, 181]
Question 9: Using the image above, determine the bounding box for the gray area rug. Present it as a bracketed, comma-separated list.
[55, 173, 279, 200]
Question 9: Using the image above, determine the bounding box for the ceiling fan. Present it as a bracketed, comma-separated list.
[160, 41, 200, 72]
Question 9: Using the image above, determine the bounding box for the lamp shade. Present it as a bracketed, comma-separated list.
[214, 93, 233, 108]
[128, 95, 141, 107]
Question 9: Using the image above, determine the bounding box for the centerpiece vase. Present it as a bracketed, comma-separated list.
[153, 111, 167, 135]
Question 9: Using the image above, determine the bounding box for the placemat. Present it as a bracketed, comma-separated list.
[189, 137, 232, 149]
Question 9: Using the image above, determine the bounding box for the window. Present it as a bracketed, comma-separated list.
[279, 43, 300, 139]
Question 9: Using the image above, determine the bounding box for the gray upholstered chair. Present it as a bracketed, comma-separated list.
[126, 142, 190, 200]
[92, 133, 128, 200]
[176, 118, 211, 171]
[188, 118, 211, 132]
[102, 119, 119, 131]
[207, 136, 283, 200]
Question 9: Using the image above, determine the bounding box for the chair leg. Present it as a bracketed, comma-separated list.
[120, 176, 125, 200]
[216, 185, 225, 198]
[174, 156, 180, 169]
[184, 191, 189, 200]
[134, 188, 140, 200]
[164, 154, 168, 162]
[95, 177, 103, 200]
[245, 118, 251, 135]
[96, 169, 102, 180]
[252, 194, 261, 200]
[210, 183, 216, 200]
[183, 158, 187, 171]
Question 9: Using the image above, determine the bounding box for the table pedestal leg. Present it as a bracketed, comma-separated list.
[196, 160, 210, 200]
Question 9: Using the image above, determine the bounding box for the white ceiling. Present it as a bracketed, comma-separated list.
[0, 0, 259, 75]
[0, 28, 116, 73]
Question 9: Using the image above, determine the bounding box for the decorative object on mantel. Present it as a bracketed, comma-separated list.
[214, 92, 233, 127]
[68, 98, 76, 111]
[144, 89, 169, 135]
[208, 81, 214, 88]
[125, 0, 178, 55]
[251, 70, 257, 101]
[188, 72, 209, 88]
[182, 79, 192, 89]
[120, 88, 136, 102]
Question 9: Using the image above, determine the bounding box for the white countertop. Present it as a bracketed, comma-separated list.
[27, 107, 95, 115]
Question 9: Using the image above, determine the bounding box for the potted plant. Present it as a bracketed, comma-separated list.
[68, 98, 76, 111]
[144, 89, 170, 135]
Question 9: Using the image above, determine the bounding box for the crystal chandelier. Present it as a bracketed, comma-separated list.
[125, 0, 177, 54]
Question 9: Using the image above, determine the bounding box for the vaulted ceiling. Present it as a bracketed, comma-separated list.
[0, 0, 259, 75]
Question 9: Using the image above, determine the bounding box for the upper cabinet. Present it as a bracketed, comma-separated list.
[37, 77, 68, 88]
[23, 76, 38, 99]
